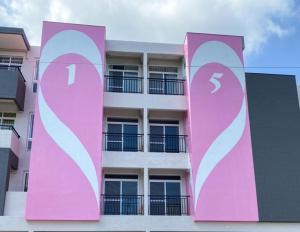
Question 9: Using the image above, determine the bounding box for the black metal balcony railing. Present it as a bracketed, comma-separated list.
[0, 124, 20, 138]
[0, 65, 25, 82]
[149, 195, 189, 216]
[105, 75, 143, 93]
[148, 78, 185, 95]
[103, 133, 144, 152]
[101, 195, 144, 215]
[149, 134, 187, 153]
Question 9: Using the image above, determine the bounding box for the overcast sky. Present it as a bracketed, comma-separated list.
[1, 0, 300, 83]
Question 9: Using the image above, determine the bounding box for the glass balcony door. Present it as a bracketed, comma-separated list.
[149, 124, 179, 152]
[148, 66, 178, 95]
[149, 180, 181, 215]
[107, 122, 138, 151]
[108, 65, 139, 93]
[104, 179, 138, 215]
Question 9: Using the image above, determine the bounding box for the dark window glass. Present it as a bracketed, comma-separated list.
[149, 126, 164, 152]
[150, 182, 165, 215]
[165, 126, 179, 153]
[107, 124, 122, 151]
[33, 83, 38, 93]
[124, 71, 138, 93]
[108, 71, 123, 92]
[104, 181, 121, 215]
[149, 181, 181, 215]
[149, 73, 164, 94]
[104, 180, 138, 215]
[165, 74, 178, 94]
[123, 124, 138, 151]
[166, 182, 181, 215]
[122, 181, 138, 215]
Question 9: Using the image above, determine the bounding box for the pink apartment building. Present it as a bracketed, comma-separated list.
[0, 21, 300, 232]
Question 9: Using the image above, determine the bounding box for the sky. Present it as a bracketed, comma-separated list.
[0, 0, 300, 84]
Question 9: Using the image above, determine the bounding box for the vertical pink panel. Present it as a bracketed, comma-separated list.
[26, 22, 105, 220]
[184, 33, 258, 221]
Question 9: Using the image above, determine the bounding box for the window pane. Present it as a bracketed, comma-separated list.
[107, 124, 122, 151]
[3, 112, 16, 117]
[166, 182, 181, 215]
[123, 124, 138, 151]
[111, 65, 124, 70]
[23, 172, 29, 192]
[33, 82, 38, 93]
[166, 182, 180, 196]
[107, 124, 122, 133]
[28, 114, 35, 138]
[123, 72, 138, 92]
[11, 57, 23, 65]
[0, 56, 10, 64]
[124, 65, 138, 71]
[2, 119, 14, 125]
[149, 126, 164, 152]
[124, 71, 138, 77]
[165, 67, 178, 73]
[122, 181, 137, 195]
[108, 71, 123, 92]
[165, 74, 177, 79]
[122, 181, 138, 215]
[149, 73, 164, 94]
[150, 182, 165, 215]
[149, 73, 163, 79]
[165, 126, 179, 153]
[105, 181, 121, 195]
[104, 181, 121, 215]
[149, 66, 165, 72]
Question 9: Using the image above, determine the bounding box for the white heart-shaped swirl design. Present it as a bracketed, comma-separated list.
[38, 30, 103, 206]
[189, 41, 247, 210]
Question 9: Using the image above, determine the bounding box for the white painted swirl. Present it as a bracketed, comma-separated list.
[38, 30, 103, 206]
[189, 41, 247, 210]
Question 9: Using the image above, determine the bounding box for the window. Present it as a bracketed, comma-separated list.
[27, 113, 34, 151]
[106, 118, 139, 151]
[148, 66, 178, 94]
[33, 59, 39, 93]
[149, 176, 182, 215]
[149, 120, 179, 153]
[107, 65, 139, 92]
[0, 56, 23, 67]
[0, 112, 16, 126]
[103, 174, 138, 215]
[23, 171, 29, 192]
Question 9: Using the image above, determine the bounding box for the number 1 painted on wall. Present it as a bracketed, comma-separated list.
[67, 64, 76, 86]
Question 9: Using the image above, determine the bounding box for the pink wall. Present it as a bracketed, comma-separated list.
[184, 33, 258, 221]
[26, 22, 105, 220]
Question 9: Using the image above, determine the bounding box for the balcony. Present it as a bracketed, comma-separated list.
[0, 124, 20, 157]
[0, 125, 20, 215]
[0, 27, 30, 51]
[149, 195, 190, 216]
[0, 65, 26, 111]
[100, 194, 189, 216]
[105, 75, 143, 93]
[148, 78, 185, 95]
[101, 195, 144, 215]
[103, 132, 144, 152]
[149, 134, 187, 153]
